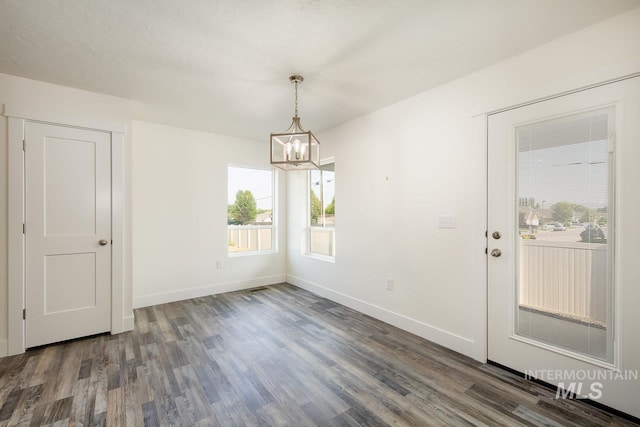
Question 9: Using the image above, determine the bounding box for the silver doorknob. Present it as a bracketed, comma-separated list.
[99, 239, 108, 246]
[491, 249, 502, 257]
[492, 231, 502, 239]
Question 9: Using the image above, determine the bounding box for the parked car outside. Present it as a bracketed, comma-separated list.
[553, 224, 566, 231]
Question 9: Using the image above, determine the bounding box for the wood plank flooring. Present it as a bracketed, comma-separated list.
[0, 283, 637, 426]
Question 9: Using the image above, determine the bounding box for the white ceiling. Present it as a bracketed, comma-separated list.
[1, 0, 638, 140]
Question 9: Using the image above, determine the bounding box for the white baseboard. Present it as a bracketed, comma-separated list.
[0, 339, 7, 358]
[132, 274, 287, 308]
[111, 312, 135, 334]
[287, 274, 476, 359]
[122, 315, 135, 331]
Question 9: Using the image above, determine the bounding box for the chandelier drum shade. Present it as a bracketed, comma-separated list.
[270, 75, 320, 170]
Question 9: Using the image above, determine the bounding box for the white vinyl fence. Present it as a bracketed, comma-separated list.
[228, 226, 273, 252]
[519, 240, 607, 325]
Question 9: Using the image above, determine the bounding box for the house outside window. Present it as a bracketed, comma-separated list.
[309, 161, 335, 258]
[227, 165, 275, 255]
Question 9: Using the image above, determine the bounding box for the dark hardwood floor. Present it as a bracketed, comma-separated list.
[0, 283, 636, 426]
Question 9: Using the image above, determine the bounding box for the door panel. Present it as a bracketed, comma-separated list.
[45, 253, 97, 313]
[44, 137, 97, 235]
[25, 122, 111, 348]
[488, 77, 640, 418]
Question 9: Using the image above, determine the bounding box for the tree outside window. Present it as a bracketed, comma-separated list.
[227, 166, 274, 254]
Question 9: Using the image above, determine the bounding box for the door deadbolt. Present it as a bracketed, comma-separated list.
[491, 249, 502, 257]
[492, 231, 502, 239]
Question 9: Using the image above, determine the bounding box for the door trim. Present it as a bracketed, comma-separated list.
[4, 101, 127, 134]
[475, 71, 640, 118]
[6, 112, 130, 356]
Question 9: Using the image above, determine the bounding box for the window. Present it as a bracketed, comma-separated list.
[309, 162, 335, 257]
[227, 166, 275, 254]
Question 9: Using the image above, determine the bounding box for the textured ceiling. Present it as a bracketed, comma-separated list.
[1, 0, 638, 140]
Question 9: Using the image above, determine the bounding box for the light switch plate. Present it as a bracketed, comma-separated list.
[438, 215, 457, 229]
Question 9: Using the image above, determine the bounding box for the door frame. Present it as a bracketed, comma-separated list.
[6, 105, 129, 355]
[483, 74, 640, 419]
[474, 72, 640, 364]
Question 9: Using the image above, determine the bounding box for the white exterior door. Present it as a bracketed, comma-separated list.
[25, 122, 112, 348]
[488, 77, 640, 418]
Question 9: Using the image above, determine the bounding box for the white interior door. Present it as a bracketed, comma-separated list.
[25, 122, 112, 348]
[488, 77, 640, 418]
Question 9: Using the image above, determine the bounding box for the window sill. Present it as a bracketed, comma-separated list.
[304, 252, 335, 263]
[228, 250, 276, 258]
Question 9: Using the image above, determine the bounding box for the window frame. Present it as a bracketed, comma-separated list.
[227, 164, 277, 257]
[306, 158, 335, 261]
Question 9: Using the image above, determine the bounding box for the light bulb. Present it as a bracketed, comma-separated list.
[293, 138, 301, 160]
[285, 142, 292, 161]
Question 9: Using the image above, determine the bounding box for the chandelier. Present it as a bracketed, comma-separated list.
[270, 75, 320, 170]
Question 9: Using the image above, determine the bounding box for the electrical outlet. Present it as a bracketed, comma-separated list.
[216, 260, 223, 269]
[386, 278, 394, 291]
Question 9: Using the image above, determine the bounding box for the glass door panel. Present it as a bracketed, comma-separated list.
[515, 108, 613, 363]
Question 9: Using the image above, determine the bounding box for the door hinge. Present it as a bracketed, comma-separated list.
[22, 223, 26, 234]
[485, 248, 488, 255]
[23, 309, 26, 320]
[22, 139, 26, 151]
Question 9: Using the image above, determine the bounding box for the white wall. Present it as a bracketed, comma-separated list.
[287, 7, 640, 361]
[0, 75, 287, 356]
[2, 7, 639, 362]
[131, 121, 287, 307]
[0, 73, 133, 356]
